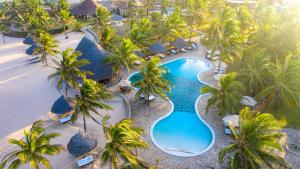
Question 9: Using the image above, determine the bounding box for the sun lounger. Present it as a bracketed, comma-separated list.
[59, 114, 72, 124]
[140, 94, 156, 101]
[158, 53, 165, 58]
[224, 126, 232, 135]
[77, 155, 93, 167]
[180, 48, 187, 52]
[29, 57, 41, 63]
[170, 49, 177, 54]
[135, 60, 141, 65]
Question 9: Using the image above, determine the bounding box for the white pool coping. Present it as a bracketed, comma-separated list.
[127, 57, 216, 157]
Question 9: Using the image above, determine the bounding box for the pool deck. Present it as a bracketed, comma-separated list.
[123, 42, 300, 169]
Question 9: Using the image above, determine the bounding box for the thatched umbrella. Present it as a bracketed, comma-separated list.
[67, 133, 97, 157]
[51, 95, 73, 115]
[148, 42, 167, 54]
[171, 38, 188, 49]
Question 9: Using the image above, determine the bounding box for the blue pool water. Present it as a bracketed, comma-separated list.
[129, 58, 214, 157]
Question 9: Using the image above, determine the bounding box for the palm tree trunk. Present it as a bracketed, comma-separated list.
[83, 115, 87, 132]
[2, 33, 5, 44]
[147, 90, 150, 106]
[64, 25, 68, 39]
[65, 85, 68, 97]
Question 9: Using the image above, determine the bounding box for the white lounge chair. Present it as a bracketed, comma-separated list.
[170, 49, 177, 54]
[158, 53, 165, 58]
[140, 94, 156, 101]
[59, 114, 72, 124]
[135, 60, 141, 65]
[77, 155, 93, 167]
[180, 48, 187, 52]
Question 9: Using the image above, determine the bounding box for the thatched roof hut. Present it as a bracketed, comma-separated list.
[75, 36, 113, 82]
[70, 0, 101, 16]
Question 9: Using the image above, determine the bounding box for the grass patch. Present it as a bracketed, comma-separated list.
[269, 107, 300, 129]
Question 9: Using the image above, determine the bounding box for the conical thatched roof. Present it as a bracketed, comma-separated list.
[70, 0, 101, 16]
[171, 38, 188, 49]
[75, 36, 113, 81]
[148, 42, 167, 54]
[51, 95, 73, 115]
[67, 133, 97, 157]
[26, 44, 38, 55]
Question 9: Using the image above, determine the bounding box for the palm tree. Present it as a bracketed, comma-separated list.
[100, 115, 149, 169]
[0, 120, 63, 169]
[48, 48, 91, 97]
[160, 0, 170, 15]
[57, 9, 75, 39]
[128, 18, 154, 52]
[237, 50, 271, 97]
[34, 32, 60, 64]
[93, 6, 112, 34]
[132, 57, 172, 104]
[0, 2, 10, 44]
[143, 0, 156, 17]
[98, 27, 119, 52]
[105, 38, 139, 78]
[201, 72, 243, 116]
[72, 79, 112, 132]
[259, 54, 300, 110]
[219, 107, 292, 169]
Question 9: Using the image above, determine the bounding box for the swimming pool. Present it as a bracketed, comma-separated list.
[128, 58, 215, 157]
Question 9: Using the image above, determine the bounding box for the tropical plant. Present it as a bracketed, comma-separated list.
[105, 38, 139, 78]
[143, 0, 156, 17]
[128, 18, 154, 51]
[132, 57, 172, 104]
[219, 107, 292, 169]
[0, 120, 63, 169]
[202, 4, 242, 69]
[100, 115, 149, 169]
[259, 54, 300, 110]
[48, 48, 91, 97]
[237, 49, 271, 97]
[57, 9, 76, 39]
[72, 79, 112, 132]
[0, 1, 10, 44]
[93, 6, 112, 34]
[201, 72, 243, 116]
[160, 0, 170, 15]
[34, 32, 60, 64]
[98, 27, 119, 52]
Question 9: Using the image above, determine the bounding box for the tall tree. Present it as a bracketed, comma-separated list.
[143, 0, 156, 17]
[105, 38, 139, 77]
[0, 120, 63, 169]
[132, 57, 172, 104]
[98, 27, 119, 52]
[259, 54, 300, 110]
[160, 0, 170, 15]
[48, 48, 91, 97]
[93, 6, 112, 34]
[72, 79, 112, 132]
[219, 108, 292, 169]
[0, 1, 10, 44]
[56, 9, 75, 39]
[34, 32, 60, 64]
[201, 72, 243, 116]
[128, 18, 154, 51]
[100, 115, 149, 169]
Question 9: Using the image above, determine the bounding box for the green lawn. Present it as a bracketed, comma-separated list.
[269, 107, 300, 129]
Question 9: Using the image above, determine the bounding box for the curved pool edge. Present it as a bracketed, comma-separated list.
[128, 57, 216, 157]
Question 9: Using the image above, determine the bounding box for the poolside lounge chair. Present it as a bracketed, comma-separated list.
[59, 114, 72, 124]
[224, 126, 232, 135]
[170, 49, 177, 54]
[158, 53, 165, 58]
[135, 60, 142, 65]
[180, 48, 187, 52]
[77, 155, 93, 168]
[140, 94, 156, 101]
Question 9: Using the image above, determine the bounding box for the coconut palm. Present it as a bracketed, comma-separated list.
[0, 2, 10, 44]
[143, 0, 156, 17]
[98, 27, 119, 52]
[259, 54, 300, 110]
[72, 79, 112, 132]
[128, 18, 154, 51]
[93, 6, 112, 34]
[0, 120, 63, 169]
[56, 9, 75, 39]
[238, 50, 271, 97]
[100, 115, 149, 169]
[132, 57, 172, 104]
[219, 107, 292, 169]
[48, 48, 91, 97]
[34, 32, 60, 64]
[160, 0, 170, 15]
[105, 38, 139, 77]
[201, 72, 243, 116]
